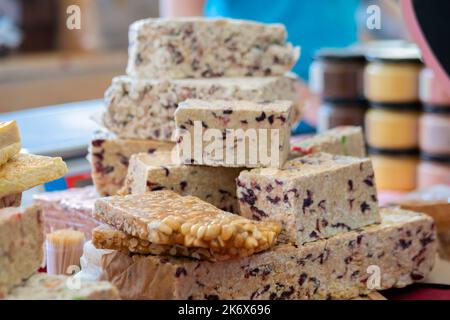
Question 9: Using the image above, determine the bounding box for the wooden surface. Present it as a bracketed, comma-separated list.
[0, 51, 126, 112]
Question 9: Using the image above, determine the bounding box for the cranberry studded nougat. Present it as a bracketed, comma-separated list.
[237, 152, 381, 245]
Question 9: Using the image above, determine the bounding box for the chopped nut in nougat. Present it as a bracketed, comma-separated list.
[237, 152, 381, 245]
[290, 126, 366, 159]
[5, 273, 120, 300]
[126, 17, 299, 79]
[175, 99, 293, 168]
[93, 191, 281, 258]
[0, 121, 21, 166]
[93, 224, 236, 261]
[89, 131, 174, 196]
[0, 205, 44, 297]
[103, 75, 299, 141]
[0, 193, 21, 209]
[88, 208, 437, 300]
[0, 153, 67, 198]
[123, 152, 242, 213]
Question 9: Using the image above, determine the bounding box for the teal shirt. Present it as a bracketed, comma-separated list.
[204, 0, 359, 80]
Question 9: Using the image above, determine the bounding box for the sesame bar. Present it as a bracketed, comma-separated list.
[290, 126, 366, 159]
[94, 191, 281, 258]
[0, 121, 21, 166]
[0, 193, 21, 209]
[92, 208, 436, 300]
[122, 152, 242, 213]
[0, 205, 44, 297]
[103, 75, 298, 141]
[5, 273, 120, 300]
[126, 17, 299, 79]
[175, 99, 293, 168]
[93, 224, 233, 262]
[0, 153, 67, 198]
[89, 131, 174, 196]
[237, 152, 381, 245]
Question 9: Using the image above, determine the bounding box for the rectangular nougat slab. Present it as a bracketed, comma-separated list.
[5, 273, 120, 300]
[290, 126, 366, 159]
[89, 131, 174, 196]
[175, 99, 293, 168]
[0, 121, 21, 166]
[126, 17, 299, 79]
[103, 75, 298, 141]
[93, 191, 281, 259]
[0, 153, 67, 198]
[0, 193, 21, 209]
[0, 205, 44, 297]
[91, 208, 437, 300]
[123, 152, 242, 213]
[237, 152, 381, 244]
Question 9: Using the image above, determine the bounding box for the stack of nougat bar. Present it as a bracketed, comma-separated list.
[90, 17, 300, 199]
[0, 121, 120, 299]
[84, 17, 437, 300]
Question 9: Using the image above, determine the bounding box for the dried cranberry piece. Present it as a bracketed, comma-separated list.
[347, 180, 354, 192]
[91, 139, 105, 147]
[180, 181, 188, 191]
[302, 190, 314, 213]
[298, 273, 308, 286]
[410, 271, 424, 281]
[266, 196, 281, 204]
[255, 112, 266, 122]
[360, 202, 370, 213]
[175, 267, 187, 277]
[267, 115, 274, 124]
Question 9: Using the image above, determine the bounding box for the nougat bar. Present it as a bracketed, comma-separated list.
[0, 205, 44, 297]
[94, 191, 281, 258]
[93, 224, 231, 262]
[126, 17, 299, 79]
[123, 152, 241, 213]
[5, 273, 120, 300]
[175, 99, 293, 168]
[0, 121, 21, 166]
[0, 193, 21, 209]
[237, 152, 381, 244]
[93, 208, 436, 300]
[89, 131, 174, 196]
[103, 75, 298, 140]
[0, 153, 67, 198]
[290, 126, 366, 159]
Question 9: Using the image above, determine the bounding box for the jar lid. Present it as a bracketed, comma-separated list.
[369, 102, 423, 111]
[421, 153, 450, 163]
[366, 46, 422, 63]
[368, 146, 419, 157]
[314, 48, 366, 63]
[423, 104, 450, 114]
[323, 98, 369, 107]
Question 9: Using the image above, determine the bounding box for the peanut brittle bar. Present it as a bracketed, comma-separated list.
[94, 191, 281, 258]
